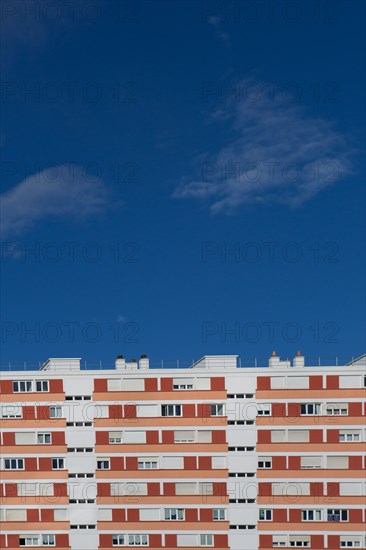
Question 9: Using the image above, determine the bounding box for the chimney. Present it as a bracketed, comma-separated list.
[115, 355, 126, 370]
[268, 352, 290, 368]
[139, 354, 149, 370]
[293, 351, 305, 368]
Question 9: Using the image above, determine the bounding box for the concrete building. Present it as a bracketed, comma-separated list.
[0, 353, 365, 550]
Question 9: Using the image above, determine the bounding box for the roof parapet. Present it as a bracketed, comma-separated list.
[40, 358, 81, 371]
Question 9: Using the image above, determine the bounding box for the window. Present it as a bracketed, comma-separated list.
[128, 534, 148, 546]
[211, 403, 224, 416]
[4, 458, 24, 470]
[50, 406, 62, 418]
[36, 380, 49, 392]
[138, 458, 158, 469]
[300, 456, 322, 469]
[327, 509, 348, 522]
[174, 430, 195, 442]
[112, 535, 125, 546]
[289, 536, 311, 547]
[15, 432, 35, 445]
[161, 404, 182, 417]
[41, 535, 55, 546]
[259, 509, 272, 521]
[339, 430, 361, 442]
[164, 508, 184, 520]
[173, 378, 194, 390]
[52, 458, 64, 469]
[19, 537, 39, 546]
[200, 534, 214, 547]
[340, 537, 362, 548]
[97, 459, 110, 470]
[327, 456, 348, 469]
[300, 403, 321, 415]
[288, 430, 309, 443]
[1, 405, 22, 418]
[13, 381, 32, 393]
[38, 433, 51, 444]
[213, 508, 226, 520]
[302, 509, 322, 521]
[273, 535, 287, 547]
[257, 404, 271, 416]
[326, 403, 348, 415]
[258, 457, 272, 469]
[109, 431, 123, 443]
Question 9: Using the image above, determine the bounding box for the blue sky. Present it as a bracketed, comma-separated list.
[1, 0, 365, 368]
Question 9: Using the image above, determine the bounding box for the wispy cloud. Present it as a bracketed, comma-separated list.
[173, 79, 354, 213]
[208, 16, 231, 48]
[0, 164, 109, 238]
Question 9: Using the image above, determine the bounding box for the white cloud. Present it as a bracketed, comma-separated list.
[173, 79, 355, 213]
[0, 164, 109, 238]
[208, 15, 231, 48]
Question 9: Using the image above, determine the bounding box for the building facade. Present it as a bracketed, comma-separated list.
[0, 353, 365, 550]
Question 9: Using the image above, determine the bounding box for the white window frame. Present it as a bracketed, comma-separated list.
[13, 381, 33, 393]
[161, 404, 182, 417]
[41, 534, 55, 546]
[164, 508, 185, 520]
[4, 458, 24, 470]
[339, 431, 361, 442]
[211, 403, 224, 416]
[212, 508, 226, 520]
[51, 458, 65, 470]
[137, 458, 158, 470]
[200, 534, 214, 547]
[112, 534, 125, 546]
[50, 406, 62, 418]
[300, 403, 321, 415]
[259, 509, 273, 521]
[325, 403, 348, 416]
[19, 536, 39, 546]
[127, 534, 148, 546]
[1, 405, 23, 418]
[257, 403, 271, 416]
[38, 432, 51, 444]
[258, 457, 272, 469]
[327, 509, 349, 522]
[97, 459, 110, 470]
[302, 509, 322, 521]
[36, 380, 49, 392]
[109, 432, 123, 444]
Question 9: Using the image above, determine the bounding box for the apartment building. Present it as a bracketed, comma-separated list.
[0, 353, 365, 550]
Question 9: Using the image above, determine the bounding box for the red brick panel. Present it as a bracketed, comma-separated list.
[309, 429, 323, 443]
[328, 536, 340, 549]
[41, 509, 54, 522]
[211, 377, 225, 390]
[3, 432, 15, 445]
[0, 535, 6, 549]
[197, 403, 211, 418]
[25, 458, 37, 471]
[124, 404, 137, 418]
[0, 380, 13, 393]
[289, 508, 301, 522]
[213, 482, 226, 496]
[125, 457, 137, 470]
[39, 457, 52, 471]
[349, 402, 363, 416]
[54, 483, 68, 497]
[56, 534, 69, 548]
[112, 508, 125, 521]
[94, 379, 108, 392]
[160, 378, 173, 391]
[327, 482, 339, 497]
[258, 483, 272, 496]
[149, 535, 162, 548]
[36, 405, 50, 420]
[97, 483, 111, 497]
[165, 535, 177, 547]
[186, 508, 199, 521]
[309, 376, 323, 389]
[52, 431, 65, 445]
[288, 456, 301, 469]
[146, 430, 159, 444]
[257, 430, 271, 443]
[96, 431, 109, 445]
[5, 483, 18, 497]
[212, 430, 226, 444]
[272, 403, 286, 417]
[349, 509, 363, 522]
[49, 379, 63, 393]
[27, 508, 39, 522]
[161, 430, 174, 444]
[257, 377, 271, 390]
[273, 508, 287, 522]
[145, 378, 158, 392]
[200, 508, 212, 521]
[287, 403, 300, 416]
[109, 404, 123, 420]
[310, 482, 324, 497]
[259, 535, 273, 548]
[111, 457, 124, 470]
[326, 375, 339, 389]
[272, 456, 287, 469]
[147, 483, 160, 496]
[184, 456, 196, 470]
[215, 535, 228, 548]
[311, 535, 324, 549]
[7, 535, 19, 547]
[349, 456, 363, 469]
[199, 456, 212, 470]
[127, 508, 139, 521]
[163, 483, 175, 495]
[23, 406, 36, 419]
[183, 404, 196, 417]
[99, 534, 113, 547]
[326, 429, 339, 443]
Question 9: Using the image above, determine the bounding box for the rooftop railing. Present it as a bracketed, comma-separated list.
[0, 356, 359, 372]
